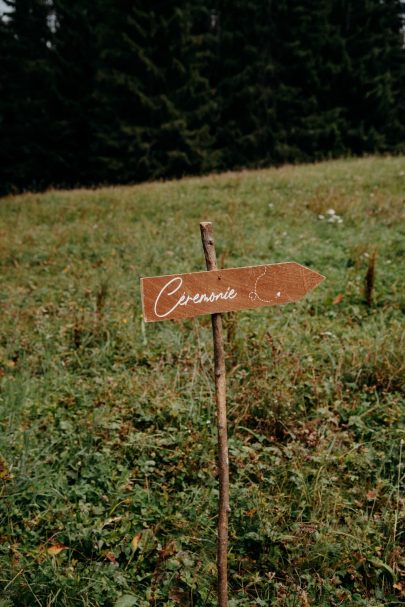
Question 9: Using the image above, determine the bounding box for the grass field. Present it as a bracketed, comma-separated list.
[0, 156, 404, 607]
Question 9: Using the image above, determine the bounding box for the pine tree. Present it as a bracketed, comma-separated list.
[332, 0, 405, 153]
[0, 4, 16, 194]
[91, 0, 217, 184]
[213, 0, 277, 170]
[50, 0, 98, 187]
[0, 0, 55, 193]
[89, 0, 161, 183]
[149, 0, 217, 179]
[269, 0, 349, 163]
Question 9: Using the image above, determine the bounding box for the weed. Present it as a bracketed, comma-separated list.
[364, 251, 377, 307]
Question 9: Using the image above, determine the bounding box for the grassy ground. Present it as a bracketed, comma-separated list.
[0, 156, 404, 607]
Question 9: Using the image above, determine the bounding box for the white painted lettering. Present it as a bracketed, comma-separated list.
[153, 276, 239, 318]
[154, 276, 184, 318]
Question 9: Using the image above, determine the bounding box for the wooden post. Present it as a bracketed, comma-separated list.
[140, 226, 325, 605]
[200, 222, 229, 607]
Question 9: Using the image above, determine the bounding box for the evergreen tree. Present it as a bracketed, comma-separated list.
[213, 0, 277, 170]
[269, 0, 349, 163]
[149, 0, 216, 179]
[91, 0, 216, 184]
[332, 0, 405, 153]
[50, 0, 98, 187]
[0, 4, 16, 194]
[90, 0, 158, 184]
[0, 0, 55, 193]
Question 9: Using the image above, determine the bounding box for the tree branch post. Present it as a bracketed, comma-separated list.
[200, 222, 229, 607]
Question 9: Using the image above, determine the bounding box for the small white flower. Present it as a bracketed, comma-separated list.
[318, 214, 324, 220]
[327, 212, 343, 224]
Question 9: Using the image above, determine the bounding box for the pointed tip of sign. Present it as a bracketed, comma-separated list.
[301, 265, 326, 291]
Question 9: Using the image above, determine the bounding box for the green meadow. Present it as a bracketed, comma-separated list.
[0, 156, 404, 607]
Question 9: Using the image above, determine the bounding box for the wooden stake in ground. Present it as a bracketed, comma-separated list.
[200, 221, 229, 607]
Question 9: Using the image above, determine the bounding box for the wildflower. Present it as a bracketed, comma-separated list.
[318, 208, 343, 224]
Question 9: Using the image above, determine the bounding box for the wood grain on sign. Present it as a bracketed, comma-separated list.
[141, 262, 325, 323]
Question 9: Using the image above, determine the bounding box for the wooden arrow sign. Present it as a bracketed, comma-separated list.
[141, 262, 324, 322]
[141, 223, 325, 607]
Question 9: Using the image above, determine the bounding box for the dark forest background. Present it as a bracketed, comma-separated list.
[0, 0, 404, 195]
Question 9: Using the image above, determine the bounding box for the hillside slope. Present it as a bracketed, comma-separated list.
[0, 156, 404, 606]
